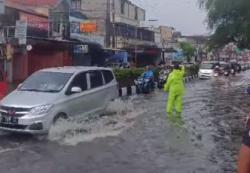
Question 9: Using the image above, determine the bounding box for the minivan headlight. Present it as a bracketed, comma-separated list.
[29, 104, 53, 115]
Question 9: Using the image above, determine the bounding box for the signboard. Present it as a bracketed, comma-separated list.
[18, 38, 27, 45]
[70, 22, 80, 33]
[15, 20, 27, 45]
[172, 51, 185, 61]
[80, 21, 97, 33]
[20, 12, 48, 31]
[73, 45, 89, 54]
[0, 0, 5, 15]
[71, 33, 105, 47]
[69, 15, 83, 34]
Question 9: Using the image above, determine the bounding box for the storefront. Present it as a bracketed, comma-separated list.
[125, 45, 162, 67]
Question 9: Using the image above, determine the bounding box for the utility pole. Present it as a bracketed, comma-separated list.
[111, 0, 116, 49]
[135, 27, 138, 66]
[106, 0, 111, 48]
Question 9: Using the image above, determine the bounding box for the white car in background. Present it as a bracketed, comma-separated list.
[198, 62, 215, 79]
[0, 66, 118, 134]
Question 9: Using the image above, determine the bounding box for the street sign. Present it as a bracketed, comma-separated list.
[0, 0, 5, 14]
[15, 20, 27, 45]
[18, 38, 27, 45]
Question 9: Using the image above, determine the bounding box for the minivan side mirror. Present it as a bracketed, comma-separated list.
[70, 87, 82, 94]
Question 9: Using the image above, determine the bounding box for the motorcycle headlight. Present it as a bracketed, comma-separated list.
[29, 104, 53, 115]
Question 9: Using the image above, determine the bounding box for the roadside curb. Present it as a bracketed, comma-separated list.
[119, 74, 198, 97]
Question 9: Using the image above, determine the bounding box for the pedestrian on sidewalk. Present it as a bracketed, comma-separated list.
[164, 62, 185, 126]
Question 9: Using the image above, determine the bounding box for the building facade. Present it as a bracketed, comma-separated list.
[0, 0, 75, 83]
[70, 0, 160, 66]
[1, 0, 103, 83]
[68, 0, 152, 49]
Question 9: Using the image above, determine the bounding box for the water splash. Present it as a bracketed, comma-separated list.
[48, 97, 145, 146]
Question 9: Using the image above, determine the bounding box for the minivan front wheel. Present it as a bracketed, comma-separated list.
[53, 113, 68, 125]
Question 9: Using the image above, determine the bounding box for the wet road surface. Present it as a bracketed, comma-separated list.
[1, 72, 250, 173]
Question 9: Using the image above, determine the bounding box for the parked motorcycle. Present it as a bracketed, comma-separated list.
[158, 70, 169, 89]
[134, 76, 154, 94]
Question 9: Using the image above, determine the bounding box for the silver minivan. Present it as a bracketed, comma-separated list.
[0, 66, 118, 134]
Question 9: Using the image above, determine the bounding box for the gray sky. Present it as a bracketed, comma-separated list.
[131, 0, 208, 36]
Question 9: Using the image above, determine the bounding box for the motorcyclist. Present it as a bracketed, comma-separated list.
[224, 64, 231, 74]
[231, 63, 237, 75]
[159, 65, 170, 77]
[142, 66, 154, 89]
[164, 62, 185, 125]
[213, 63, 221, 75]
[237, 63, 242, 73]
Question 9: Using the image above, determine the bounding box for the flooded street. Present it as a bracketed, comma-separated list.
[0, 72, 250, 173]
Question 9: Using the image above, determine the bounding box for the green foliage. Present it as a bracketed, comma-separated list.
[114, 65, 199, 87]
[200, 0, 250, 48]
[113, 68, 144, 81]
[185, 65, 199, 77]
[180, 42, 196, 62]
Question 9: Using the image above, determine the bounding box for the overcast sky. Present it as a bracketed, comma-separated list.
[131, 0, 209, 36]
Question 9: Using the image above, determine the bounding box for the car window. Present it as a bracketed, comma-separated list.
[89, 71, 103, 88]
[20, 72, 73, 93]
[102, 70, 114, 84]
[70, 73, 87, 91]
[200, 63, 213, 69]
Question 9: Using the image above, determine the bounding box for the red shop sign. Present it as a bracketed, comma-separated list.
[20, 12, 49, 31]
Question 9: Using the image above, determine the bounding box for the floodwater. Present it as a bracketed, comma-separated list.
[0, 72, 250, 173]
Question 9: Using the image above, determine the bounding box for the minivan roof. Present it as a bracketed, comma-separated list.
[40, 66, 112, 74]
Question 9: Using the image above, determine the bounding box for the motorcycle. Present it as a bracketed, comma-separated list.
[213, 72, 219, 77]
[224, 71, 229, 76]
[158, 70, 169, 89]
[134, 76, 154, 94]
[231, 69, 236, 76]
[213, 66, 220, 77]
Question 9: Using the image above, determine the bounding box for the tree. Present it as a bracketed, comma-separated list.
[200, 0, 250, 49]
[180, 42, 196, 62]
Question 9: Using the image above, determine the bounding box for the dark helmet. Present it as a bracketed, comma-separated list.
[172, 61, 181, 70]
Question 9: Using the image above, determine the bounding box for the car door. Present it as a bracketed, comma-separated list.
[86, 70, 106, 112]
[64, 72, 89, 116]
[102, 70, 118, 102]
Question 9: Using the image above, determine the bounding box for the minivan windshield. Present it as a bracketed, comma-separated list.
[20, 71, 73, 93]
[200, 63, 214, 70]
